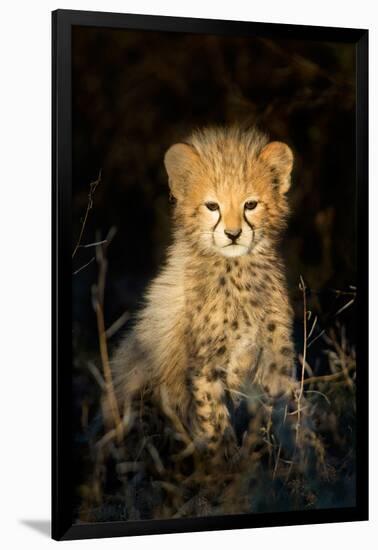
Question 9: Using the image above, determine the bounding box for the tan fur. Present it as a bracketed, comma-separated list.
[112, 126, 297, 460]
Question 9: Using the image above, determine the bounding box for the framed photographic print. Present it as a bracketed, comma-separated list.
[52, 9, 368, 541]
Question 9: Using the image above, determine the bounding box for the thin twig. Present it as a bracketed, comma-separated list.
[146, 441, 166, 475]
[334, 298, 355, 318]
[94, 300, 123, 440]
[298, 277, 307, 398]
[79, 239, 108, 249]
[73, 256, 95, 275]
[87, 360, 106, 390]
[303, 365, 355, 386]
[295, 276, 307, 449]
[307, 315, 318, 340]
[307, 329, 326, 349]
[72, 170, 102, 259]
[106, 311, 130, 339]
[92, 226, 123, 443]
[329, 288, 357, 297]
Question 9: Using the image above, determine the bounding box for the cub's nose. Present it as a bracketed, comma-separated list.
[224, 228, 242, 242]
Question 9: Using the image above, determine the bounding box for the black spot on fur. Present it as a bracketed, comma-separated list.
[242, 310, 252, 326]
[255, 282, 267, 292]
[269, 362, 277, 372]
[231, 320, 238, 330]
[267, 322, 276, 332]
[219, 276, 226, 286]
[230, 276, 242, 291]
[281, 346, 292, 356]
[281, 365, 292, 376]
[206, 370, 220, 382]
[217, 345, 226, 355]
[226, 264, 231, 273]
[196, 399, 204, 407]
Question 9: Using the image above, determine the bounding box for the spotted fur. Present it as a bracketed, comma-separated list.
[112, 126, 296, 463]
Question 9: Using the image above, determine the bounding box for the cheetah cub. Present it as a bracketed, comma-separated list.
[112, 126, 297, 461]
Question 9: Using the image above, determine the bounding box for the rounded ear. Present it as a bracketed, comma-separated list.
[164, 143, 199, 200]
[259, 141, 294, 194]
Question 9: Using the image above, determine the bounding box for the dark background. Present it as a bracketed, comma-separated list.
[71, 25, 357, 516]
[72, 26, 356, 352]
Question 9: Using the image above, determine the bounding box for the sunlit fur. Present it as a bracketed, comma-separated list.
[180, 127, 290, 259]
[112, 126, 296, 460]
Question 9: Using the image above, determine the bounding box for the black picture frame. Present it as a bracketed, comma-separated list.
[52, 9, 369, 541]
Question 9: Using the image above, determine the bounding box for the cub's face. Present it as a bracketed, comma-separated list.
[199, 191, 268, 258]
[164, 132, 293, 258]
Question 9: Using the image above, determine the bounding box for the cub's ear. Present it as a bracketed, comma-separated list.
[164, 143, 199, 200]
[259, 141, 294, 194]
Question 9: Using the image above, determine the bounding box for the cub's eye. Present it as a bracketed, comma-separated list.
[244, 200, 258, 211]
[205, 201, 219, 211]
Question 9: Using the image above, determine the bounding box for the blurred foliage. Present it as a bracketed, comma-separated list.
[71, 26, 357, 522]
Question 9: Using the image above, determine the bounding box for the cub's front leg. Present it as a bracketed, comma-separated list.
[187, 359, 237, 462]
[255, 309, 297, 400]
[250, 310, 304, 459]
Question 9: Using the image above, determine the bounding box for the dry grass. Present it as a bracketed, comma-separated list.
[74, 241, 356, 522]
